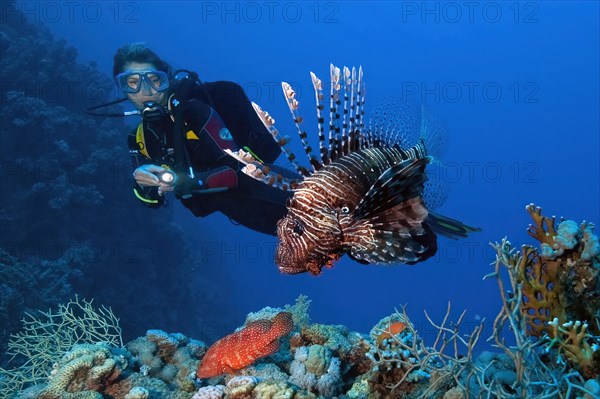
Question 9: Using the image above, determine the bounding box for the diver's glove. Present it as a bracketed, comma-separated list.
[174, 166, 238, 199]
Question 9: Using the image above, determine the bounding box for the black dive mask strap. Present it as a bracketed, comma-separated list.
[84, 98, 169, 122]
[84, 97, 140, 117]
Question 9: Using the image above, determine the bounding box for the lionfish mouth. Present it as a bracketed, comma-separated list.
[275, 246, 328, 275]
[275, 245, 307, 275]
[276, 242, 343, 275]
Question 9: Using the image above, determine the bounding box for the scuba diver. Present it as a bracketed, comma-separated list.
[109, 43, 293, 236]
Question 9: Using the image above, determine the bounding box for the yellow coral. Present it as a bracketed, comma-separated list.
[547, 319, 596, 370]
[249, 380, 317, 399]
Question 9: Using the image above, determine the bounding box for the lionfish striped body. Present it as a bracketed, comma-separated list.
[227, 65, 479, 275]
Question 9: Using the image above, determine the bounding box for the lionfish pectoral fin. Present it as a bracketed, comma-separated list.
[223, 148, 259, 165]
[345, 225, 437, 265]
[353, 157, 430, 220]
[427, 212, 481, 239]
[347, 252, 370, 265]
[344, 162, 439, 265]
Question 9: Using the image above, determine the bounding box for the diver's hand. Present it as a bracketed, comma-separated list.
[157, 177, 177, 196]
[133, 165, 179, 196]
[133, 164, 164, 187]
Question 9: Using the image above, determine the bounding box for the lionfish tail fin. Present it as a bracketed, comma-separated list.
[427, 211, 481, 239]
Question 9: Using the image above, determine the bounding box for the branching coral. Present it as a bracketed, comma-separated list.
[357, 204, 599, 398]
[364, 304, 484, 398]
[546, 319, 597, 370]
[0, 296, 122, 396]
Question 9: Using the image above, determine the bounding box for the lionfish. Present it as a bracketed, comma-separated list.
[227, 65, 479, 275]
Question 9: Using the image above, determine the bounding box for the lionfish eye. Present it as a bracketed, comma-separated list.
[341, 206, 350, 214]
[292, 220, 304, 236]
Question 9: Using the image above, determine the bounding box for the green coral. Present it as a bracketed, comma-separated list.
[250, 380, 317, 399]
[304, 345, 329, 376]
[299, 324, 353, 356]
[345, 375, 371, 399]
[38, 343, 123, 399]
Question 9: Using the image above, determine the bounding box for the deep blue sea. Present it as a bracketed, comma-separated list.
[4, 0, 599, 349]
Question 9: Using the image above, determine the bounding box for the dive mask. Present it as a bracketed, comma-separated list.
[115, 70, 170, 93]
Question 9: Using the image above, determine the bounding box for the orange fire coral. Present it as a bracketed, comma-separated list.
[516, 204, 599, 376]
[196, 312, 294, 378]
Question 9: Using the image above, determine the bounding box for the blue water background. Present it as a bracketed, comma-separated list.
[17, 1, 600, 344]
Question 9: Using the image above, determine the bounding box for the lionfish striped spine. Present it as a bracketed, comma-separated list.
[342, 66, 361, 156]
[246, 64, 368, 184]
[341, 67, 351, 155]
[282, 83, 320, 172]
[309, 72, 327, 166]
[328, 65, 341, 162]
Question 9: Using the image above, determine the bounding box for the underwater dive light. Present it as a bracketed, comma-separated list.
[156, 170, 175, 184]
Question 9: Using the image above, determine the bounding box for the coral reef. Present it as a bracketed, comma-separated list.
[0, 297, 122, 396]
[490, 204, 600, 379]
[220, 376, 317, 399]
[127, 330, 206, 392]
[288, 345, 343, 397]
[3, 253, 600, 399]
[480, 204, 600, 397]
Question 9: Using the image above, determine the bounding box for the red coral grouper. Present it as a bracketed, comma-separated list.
[196, 312, 293, 378]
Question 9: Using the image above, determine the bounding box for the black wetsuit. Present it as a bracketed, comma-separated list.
[128, 81, 293, 236]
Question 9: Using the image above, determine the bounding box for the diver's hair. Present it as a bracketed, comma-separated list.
[112, 43, 172, 77]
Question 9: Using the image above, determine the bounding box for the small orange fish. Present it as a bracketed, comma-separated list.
[376, 321, 407, 345]
[196, 312, 293, 378]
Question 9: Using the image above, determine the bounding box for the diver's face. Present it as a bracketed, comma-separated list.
[122, 62, 169, 110]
